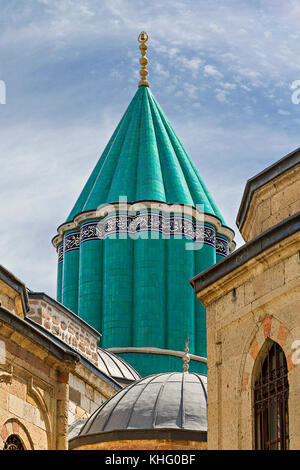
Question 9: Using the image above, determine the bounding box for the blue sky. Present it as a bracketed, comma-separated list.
[1, 0, 300, 296]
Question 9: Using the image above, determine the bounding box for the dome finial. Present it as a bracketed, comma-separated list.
[138, 31, 150, 87]
[182, 338, 190, 373]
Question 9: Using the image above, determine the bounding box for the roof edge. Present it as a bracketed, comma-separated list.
[190, 211, 300, 294]
[25, 317, 121, 391]
[28, 292, 101, 341]
[0, 264, 30, 314]
[236, 147, 300, 230]
[0, 305, 79, 365]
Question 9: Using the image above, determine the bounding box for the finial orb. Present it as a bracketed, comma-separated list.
[138, 31, 150, 87]
[138, 31, 149, 43]
[182, 337, 191, 373]
[140, 57, 148, 66]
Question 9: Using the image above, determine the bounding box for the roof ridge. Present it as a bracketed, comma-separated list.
[147, 90, 193, 205]
[66, 91, 140, 222]
[106, 88, 144, 202]
[151, 372, 179, 428]
[82, 88, 141, 211]
[106, 349, 140, 379]
[141, 87, 167, 202]
[126, 374, 160, 429]
[133, 86, 146, 201]
[63, 86, 227, 227]
[151, 91, 224, 221]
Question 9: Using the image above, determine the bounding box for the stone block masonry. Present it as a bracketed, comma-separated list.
[27, 294, 100, 367]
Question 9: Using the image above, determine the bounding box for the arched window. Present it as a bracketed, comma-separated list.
[254, 341, 289, 450]
[3, 434, 24, 450]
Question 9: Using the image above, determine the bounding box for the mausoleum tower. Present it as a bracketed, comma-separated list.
[52, 33, 235, 376]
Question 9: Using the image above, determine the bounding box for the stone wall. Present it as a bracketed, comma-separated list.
[68, 371, 109, 425]
[72, 439, 207, 450]
[27, 296, 99, 367]
[241, 164, 300, 241]
[0, 333, 57, 450]
[0, 324, 118, 450]
[0, 279, 24, 318]
[195, 230, 300, 450]
[26, 295, 119, 430]
[0, 269, 120, 451]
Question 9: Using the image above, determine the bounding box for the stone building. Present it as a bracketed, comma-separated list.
[1, 32, 299, 451]
[0, 264, 139, 450]
[51, 32, 235, 377]
[190, 147, 300, 450]
[1, 32, 220, 451]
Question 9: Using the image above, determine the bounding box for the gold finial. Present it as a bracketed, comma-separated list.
[138, 31, 150, 87]
[182, 338, 190, 373]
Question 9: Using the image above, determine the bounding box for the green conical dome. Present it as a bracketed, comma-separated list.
[67, 86, 225, 224]
[54, 84, 234, 378]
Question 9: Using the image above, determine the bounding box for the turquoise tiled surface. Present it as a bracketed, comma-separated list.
[57, 85, 230, 376]
[65, 86, 226, 222]
[102, 236, 134, 348]
[79, 237, 103, 332]
[57, 244, 63, 303]
[62, 241, 79, 314]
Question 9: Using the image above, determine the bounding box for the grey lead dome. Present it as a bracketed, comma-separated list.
[97, 348, 141, 383]
[79, 372, 207, 436]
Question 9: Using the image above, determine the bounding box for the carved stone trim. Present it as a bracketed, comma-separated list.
[79, 214, 216, 246]
[216, 236, 229, 257]
[53, 202, 235, 251]
[63, 231, 80, 255]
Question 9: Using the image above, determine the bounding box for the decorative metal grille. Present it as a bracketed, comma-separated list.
[3, 434, 24, 450]
[254, 342, 289, 450]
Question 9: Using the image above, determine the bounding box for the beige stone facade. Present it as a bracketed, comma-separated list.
[0, 266, 121, 450]
[240, 164, 300, 241]
[237, 148, 300, 242]
[27, 295, 99, 367]
[0, 315, 74, 449]
[195, 230, 300, 449]
[191, 149, 300, 450]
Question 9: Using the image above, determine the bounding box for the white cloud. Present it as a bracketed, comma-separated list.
[177, 57, 203, 78]
[183, 83, 198, 99]
[209, 23, 224, 33]
[0, 0, 300, 295]
[278, 109, 291, 115]
[223, 82, 237, 90]
[204, 64, 223, 79]
[215, 89, 229, 103]
[154, 63, 170, 79]
[0, 113, 117, 296]
[240, 84, 252, 92]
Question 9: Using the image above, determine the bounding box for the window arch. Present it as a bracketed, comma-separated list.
[254, 341, 289, 450]
[3, 434, 24, 450]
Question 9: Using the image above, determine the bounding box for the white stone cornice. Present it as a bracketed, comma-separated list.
[52, 201, 235, 250]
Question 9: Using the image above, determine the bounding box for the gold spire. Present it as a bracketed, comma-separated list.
[182, 338, 190, 373]
[138, 31, 150, 87]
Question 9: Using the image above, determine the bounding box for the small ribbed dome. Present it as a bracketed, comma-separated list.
[97, 348, 141, 383]
[78, 372, 207, 436]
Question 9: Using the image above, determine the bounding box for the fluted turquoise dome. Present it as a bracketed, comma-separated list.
[53, 84, 234, 377]
[66, 86, 225, 224]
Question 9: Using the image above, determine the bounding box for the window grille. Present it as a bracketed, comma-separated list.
[254, 342, 289, 450]
[3, 434, 24, 450]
